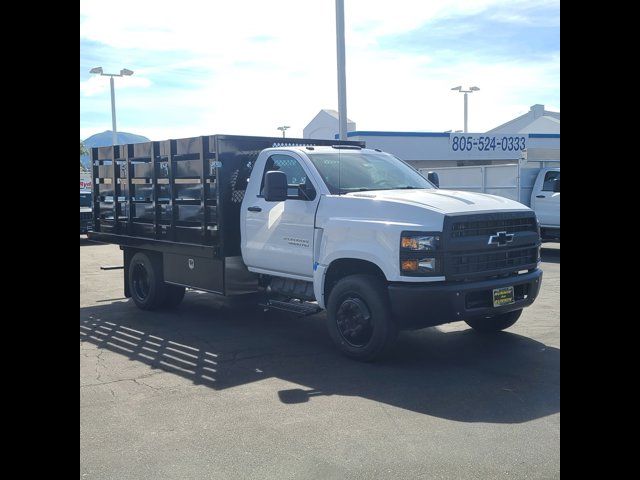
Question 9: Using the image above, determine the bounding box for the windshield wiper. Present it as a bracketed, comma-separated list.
[339, 188, 375, 193]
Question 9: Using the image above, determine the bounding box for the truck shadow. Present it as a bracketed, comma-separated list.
[80, 293, 559, 424]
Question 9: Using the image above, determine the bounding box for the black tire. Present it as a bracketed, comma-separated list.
[128, 252, 166, 311]
[326, 274, 398, 361]
[163, 284, 186, 308]
[465, 309, 523, 333]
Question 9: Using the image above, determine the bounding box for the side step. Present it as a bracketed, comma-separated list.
[261, 299, 322, 317]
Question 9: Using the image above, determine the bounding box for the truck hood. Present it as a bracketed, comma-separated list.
[346, 189, 530, 215]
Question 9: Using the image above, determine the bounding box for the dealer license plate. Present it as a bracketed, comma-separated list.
[493, 286, 515, 307]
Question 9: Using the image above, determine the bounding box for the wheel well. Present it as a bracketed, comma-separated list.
[324, 258, 387, 300]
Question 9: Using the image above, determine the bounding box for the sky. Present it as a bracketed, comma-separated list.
[80, 0, 559, 141]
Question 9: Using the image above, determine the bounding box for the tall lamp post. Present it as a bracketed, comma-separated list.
[335, 0, 348, 140]
[277, 125, 290, 138]
[451, 86, 480, 133]
[89, 67, 134, 145]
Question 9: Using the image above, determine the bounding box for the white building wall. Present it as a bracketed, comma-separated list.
[345, 132, 559, 168]
[303, 110, 355, 140]
[487, 104, 560, 134]
[303, 104, 559, 167]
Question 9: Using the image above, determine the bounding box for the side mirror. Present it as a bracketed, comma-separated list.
[264, 170, 288, 202]
[553, 178, 560, 192]
[427, 171, 440, 188]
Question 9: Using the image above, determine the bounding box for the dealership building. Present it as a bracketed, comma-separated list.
[303, 105, 560, 169]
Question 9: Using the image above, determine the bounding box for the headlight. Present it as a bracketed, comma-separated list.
[400, 231, 441, 276]
[400, 234, 439, 251]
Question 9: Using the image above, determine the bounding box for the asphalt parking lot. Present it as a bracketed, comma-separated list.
[80, 239, 559, 480]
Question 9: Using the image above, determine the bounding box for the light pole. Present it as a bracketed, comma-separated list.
[335, 0, 348, 140]
[277, 126, 290, 138]
[89, 67, 134, 145]
[451, 86, 480, 133]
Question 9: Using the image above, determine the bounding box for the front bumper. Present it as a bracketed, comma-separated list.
[388, 269, 542, 329]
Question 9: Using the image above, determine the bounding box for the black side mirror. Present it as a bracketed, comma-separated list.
[427, 171, 440, 188]
[264, 170, 288, 201]
[553, 178, 560, 192]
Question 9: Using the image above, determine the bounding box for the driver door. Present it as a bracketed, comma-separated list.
[243, 153, 318, 278]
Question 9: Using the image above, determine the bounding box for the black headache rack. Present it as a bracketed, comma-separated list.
[88, 134, 364, 295]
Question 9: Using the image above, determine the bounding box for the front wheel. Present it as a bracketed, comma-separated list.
[326, 274, 398, 361]
[465, 309, 522, 333]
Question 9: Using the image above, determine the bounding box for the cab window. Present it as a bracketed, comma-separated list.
[260, 154, 310, 197]
[542, 171, 560, 192]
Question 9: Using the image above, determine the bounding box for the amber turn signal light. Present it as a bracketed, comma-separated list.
[401, 259, 418, 271]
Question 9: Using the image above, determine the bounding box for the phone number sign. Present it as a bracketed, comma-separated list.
[450, 134, 526, 153]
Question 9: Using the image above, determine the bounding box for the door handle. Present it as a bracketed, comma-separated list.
[536, 195, 546, 198]
[247, 206, 262, 212]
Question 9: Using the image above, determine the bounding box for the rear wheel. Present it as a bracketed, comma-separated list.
[465, 309, 522, 333]
[128, 252, 165, 310]
[326, 274, 397, 361]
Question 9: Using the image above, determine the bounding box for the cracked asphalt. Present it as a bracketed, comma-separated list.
[80, 239, 559, 479]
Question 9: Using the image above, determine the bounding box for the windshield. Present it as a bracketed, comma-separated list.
[80, 192, 92, 207]
[306, 151, 434, 194]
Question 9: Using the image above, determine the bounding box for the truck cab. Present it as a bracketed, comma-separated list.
[240, 146, 542, 359]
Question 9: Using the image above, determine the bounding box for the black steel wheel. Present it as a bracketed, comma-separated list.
[335, 296, 374, 348]
[327, 274, 397, 361]
[132, 263, 151, 300]
[128, 252, 165, 310]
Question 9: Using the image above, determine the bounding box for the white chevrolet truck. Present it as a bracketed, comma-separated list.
[89, 134, 542, 361]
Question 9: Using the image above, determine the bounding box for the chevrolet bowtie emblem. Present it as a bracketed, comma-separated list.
[488, 231, 514, 246]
